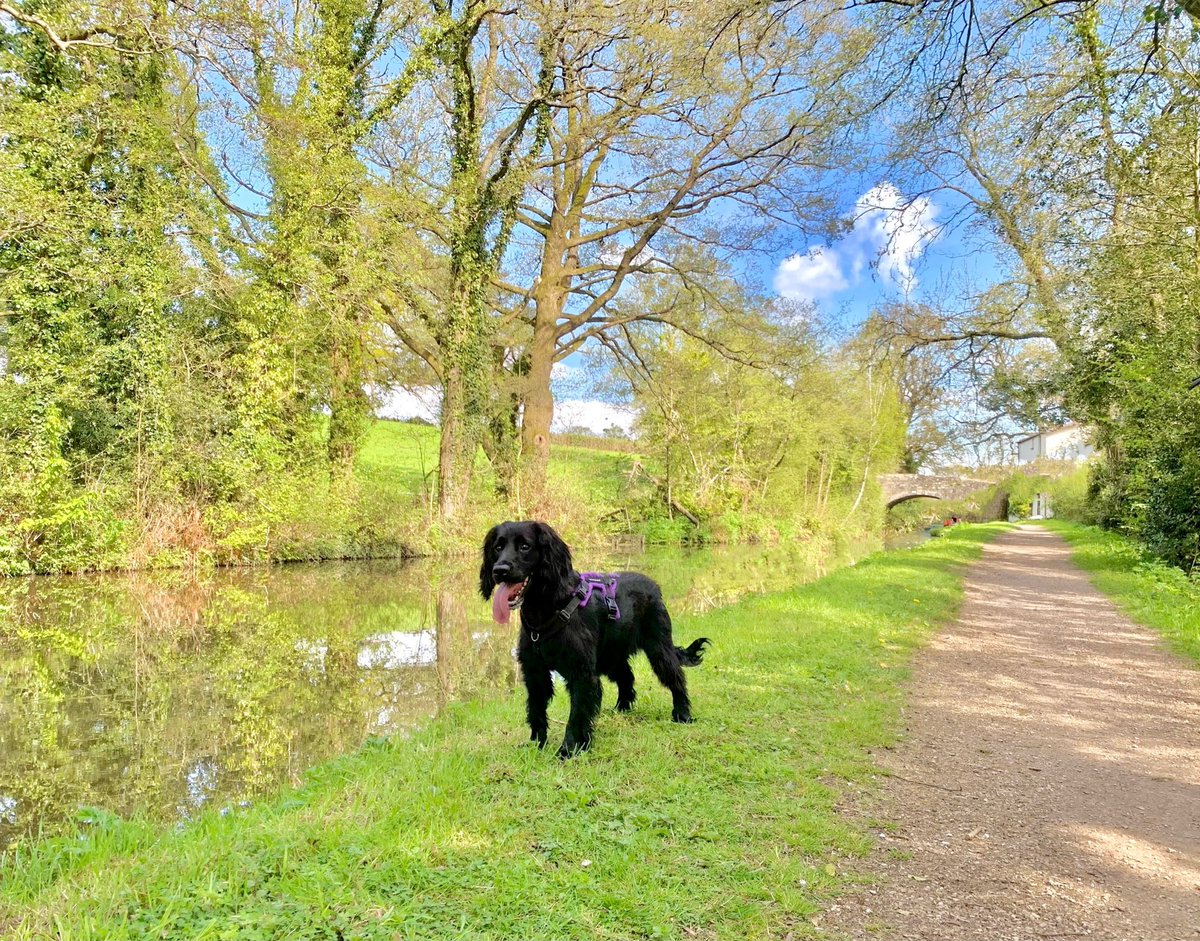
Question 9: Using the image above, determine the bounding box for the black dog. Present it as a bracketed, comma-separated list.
[480, 520, 709, 758]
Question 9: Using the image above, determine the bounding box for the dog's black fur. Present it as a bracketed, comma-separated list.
[480, 520, 709, 758]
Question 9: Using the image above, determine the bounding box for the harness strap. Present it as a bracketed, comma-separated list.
[577, 573, 621, 620]
[523, 573, 622, 643]
[524, 595, 581, 643]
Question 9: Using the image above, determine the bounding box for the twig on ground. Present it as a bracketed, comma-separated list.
[884, 772, 963, 793]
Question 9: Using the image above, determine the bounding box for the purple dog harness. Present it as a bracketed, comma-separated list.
[523, 572, 621, 643]
[576, 572, 621, 620]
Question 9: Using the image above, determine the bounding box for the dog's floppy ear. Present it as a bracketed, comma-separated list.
[479, 525, 500, 599]
[534, 521, 573, 588]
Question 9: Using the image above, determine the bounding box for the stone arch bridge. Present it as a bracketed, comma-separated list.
[878, 473, 993, 509]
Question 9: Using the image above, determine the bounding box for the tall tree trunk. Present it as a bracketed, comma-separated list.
[327, 323, 368, 468]
[520, 289, 560, 497]
[437, 274, 490, 520]
[438, 366, 472, 519]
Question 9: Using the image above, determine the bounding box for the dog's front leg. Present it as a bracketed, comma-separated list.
[521, 662, 554, 748]
[558, 672, 602, 759]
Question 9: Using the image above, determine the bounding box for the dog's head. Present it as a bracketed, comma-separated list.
[480, 521, 573, 622]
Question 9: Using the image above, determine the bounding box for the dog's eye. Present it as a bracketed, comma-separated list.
[519, 543, 530, 552]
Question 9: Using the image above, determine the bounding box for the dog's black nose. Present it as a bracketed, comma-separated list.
[492, 562, 511, 580]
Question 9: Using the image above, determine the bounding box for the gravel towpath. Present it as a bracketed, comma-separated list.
[824, 525, 1200, 940]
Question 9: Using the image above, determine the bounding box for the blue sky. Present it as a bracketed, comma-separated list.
[376, 178, 1004, 434]
[520, 182, 1005, 435]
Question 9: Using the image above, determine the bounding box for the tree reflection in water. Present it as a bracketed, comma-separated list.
[0, 558, 513, 848]
[0, 537, 860, 847]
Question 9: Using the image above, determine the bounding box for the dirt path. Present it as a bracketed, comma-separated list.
[823, 525, 1200, 940]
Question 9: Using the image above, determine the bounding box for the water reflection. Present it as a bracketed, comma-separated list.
[0, 538, 872, 847]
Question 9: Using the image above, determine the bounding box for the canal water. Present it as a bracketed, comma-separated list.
[0, 534, 920, 847]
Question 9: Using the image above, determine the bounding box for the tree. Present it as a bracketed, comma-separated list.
[595, 262, 903, 532]
[371, 1, 562, 518]
[0, 0, 218, 571]
[176, 0, 438, 470]
[497, 0, 874, 496]
[873, 0, 1200, 561]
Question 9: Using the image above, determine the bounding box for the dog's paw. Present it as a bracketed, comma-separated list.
[615, 700, 634, 713]
[556, 738, 590, 759]
[671, 711, 694, 724]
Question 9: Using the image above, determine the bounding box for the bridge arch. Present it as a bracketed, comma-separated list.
[878, 473, 992, 509]
[885, 491, 945, 510]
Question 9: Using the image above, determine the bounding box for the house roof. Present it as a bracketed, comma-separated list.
[1016, 422, 1083, 446]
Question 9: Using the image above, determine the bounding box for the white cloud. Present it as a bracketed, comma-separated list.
[552, 400, 637, 435]
[773, 245, 849, 302]
[374, 385, 440, 423]
[773, 183, 941, 302]
[374, 384, 636, 437]
[851, 183, 939, 293]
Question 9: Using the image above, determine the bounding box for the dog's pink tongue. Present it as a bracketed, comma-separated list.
[492, 583, 516, 624]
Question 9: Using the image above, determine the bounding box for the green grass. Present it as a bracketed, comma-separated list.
[545, 444, 636, 510]
[355, 421, 637, 510]
[355, 419, 445, 501]
[349, 421, 639, 556]
[0, 525, 1006, 940]
[354, 421, 640, 548]
[1040, 520, 1200, 665]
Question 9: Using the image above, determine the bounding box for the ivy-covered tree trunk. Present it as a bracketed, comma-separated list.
[430, 1, 555, 520]
[328, 326, 370, 467]
[519, 290, 560, 497]
[436, 246, 491, 518]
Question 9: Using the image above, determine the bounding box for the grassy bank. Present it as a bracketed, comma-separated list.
[0, 525, 1004, 940]
[1040, 520, 1200, 665]
[356, 420, 638, 553]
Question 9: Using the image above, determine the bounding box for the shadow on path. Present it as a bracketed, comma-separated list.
[824, 525, 1200, 940]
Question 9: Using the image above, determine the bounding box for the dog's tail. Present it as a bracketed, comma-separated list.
[676, 637, 710, 667]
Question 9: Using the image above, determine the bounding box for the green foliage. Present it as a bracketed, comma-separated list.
[0, 3, 423, 572]
[608, 270, 905, 545]
[0, 1, 908, 568]
[0, 525, 1002, 939]
[0, 407, 128, 573]
[0, 3, 212, 572]
[1060, 172, 1200, 567]
[980, 7, 1200, 568]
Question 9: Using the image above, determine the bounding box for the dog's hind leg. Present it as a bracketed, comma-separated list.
[559, 673, 602, 758]
[604, 657, 637, 712]
[645, 641, 693, 723]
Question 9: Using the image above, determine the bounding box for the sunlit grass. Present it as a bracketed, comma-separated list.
[1040, 520, 1200, 665]
[355, 420, 637, 508]
[0, 526, 1006, 940]
[355, 419, 444, 499]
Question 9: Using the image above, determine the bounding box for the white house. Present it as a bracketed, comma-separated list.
[1014, 424, 1095, 520]
[1016, 424, 1095, 465]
